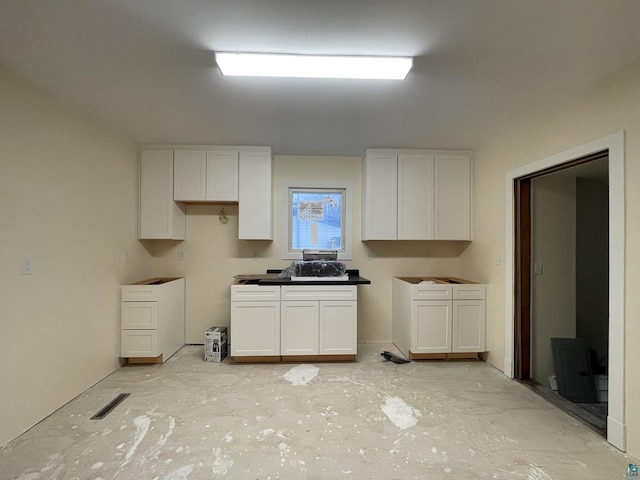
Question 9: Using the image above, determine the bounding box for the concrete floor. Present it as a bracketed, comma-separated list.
[0, 345, 636, 479]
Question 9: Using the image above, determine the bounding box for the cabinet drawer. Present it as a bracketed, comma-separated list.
[281, 285, 357, 301]
[121, 330, 158, 357]
[121, 285, 158, 302]
[231, 285, 280, 301]
[411, 284, 452, 300]
[121, 302, 158, 329]
[453, 284, 486, 300]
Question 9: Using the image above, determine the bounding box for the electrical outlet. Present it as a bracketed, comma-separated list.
[124, 252, 130, 263]
[534, 262, 543, 275]
[177, 250, 186, 261]
[21, 256, 34, 275]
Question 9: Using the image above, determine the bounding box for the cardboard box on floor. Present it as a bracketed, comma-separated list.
[204, 326, 228, 362]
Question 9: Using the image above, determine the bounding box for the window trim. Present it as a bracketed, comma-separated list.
[281, 180, 353, 260]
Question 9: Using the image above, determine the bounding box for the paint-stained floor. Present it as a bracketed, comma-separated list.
[0, 345, 636, 479]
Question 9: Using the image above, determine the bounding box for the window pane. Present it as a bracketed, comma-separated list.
[291, 190, 343, 251]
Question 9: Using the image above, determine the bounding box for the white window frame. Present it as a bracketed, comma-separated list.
[281, 180, 353, 260]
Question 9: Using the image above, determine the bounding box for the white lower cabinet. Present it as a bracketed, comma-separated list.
[452, 299, 486, 352]
[230, 285, 280, 357]
[412, 300, 452, 353]
[319, 300, 357, 355]
[394, 277, 485, 358]
[231, 301, 281, 356]
[120, 277, 185, 362]
[231, 284, 357, 360]
[281, 301, 319, 355]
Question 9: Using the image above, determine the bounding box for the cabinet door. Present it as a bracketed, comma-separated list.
[319, 301, 357, 355]
[362, 151, 397, 240]
[411, 300, 452, 353]
[174, 150, 207, 201]
[452, 300, 485, 352]
[238, 151, 273, 240]
[139, 150, 186, 239]
[281, 301, 319, 355]
[206, 150, 238, 201]
[434, 154, 471, 240]
[398, 153, 434, 240]
[230, 301, 280, 356]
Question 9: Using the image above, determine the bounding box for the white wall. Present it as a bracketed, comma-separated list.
[0, 67, 153, 446]
[458, 59, 640, 457]
[146, 155, 471, 345]
[531, 175, 576, 385]
[576, 177, 609, 367]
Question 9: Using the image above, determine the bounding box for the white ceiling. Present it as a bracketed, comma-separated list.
[1, 0, 640, 156]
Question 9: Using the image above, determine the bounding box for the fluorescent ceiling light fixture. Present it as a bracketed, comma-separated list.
[216, 52, 412, 80]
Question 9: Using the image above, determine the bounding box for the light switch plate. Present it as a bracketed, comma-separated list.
[21, 256, 34, 275]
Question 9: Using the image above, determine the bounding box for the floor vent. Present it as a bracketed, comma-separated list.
[91, 393, 131, 420]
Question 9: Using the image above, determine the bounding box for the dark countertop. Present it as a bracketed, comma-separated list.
[234, 270, 371, 286]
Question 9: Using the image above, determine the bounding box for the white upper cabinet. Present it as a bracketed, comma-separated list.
[139, 150, 185, 240]
[206, 150, 239, 201]
[362, 149, 472, 241]
[398, 152, 434, 240]
[362, 151, 397, 240]
[174, 149, 238, 202]
[238, 150, 273, 240]
[434, 154, 472, 240]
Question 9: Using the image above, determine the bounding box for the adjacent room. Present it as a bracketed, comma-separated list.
[2, 1, 640, 478]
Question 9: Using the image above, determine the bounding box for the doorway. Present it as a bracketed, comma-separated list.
[514, 153, 609, 433]
[503, 132, 626, 451]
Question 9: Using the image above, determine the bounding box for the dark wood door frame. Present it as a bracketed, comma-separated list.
[513, 150, 608, 380]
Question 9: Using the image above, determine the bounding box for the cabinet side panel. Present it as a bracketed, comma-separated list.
[158, 278, 185, 361]
[393, 278, 413, 358]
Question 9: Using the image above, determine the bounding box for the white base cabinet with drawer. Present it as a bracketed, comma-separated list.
[120, 277, 185, 363]
[231, 284, 357, 361]
[393, 277, 485, 359]
[231, 285, 281, 358]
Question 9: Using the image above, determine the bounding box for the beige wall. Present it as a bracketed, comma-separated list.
[0, 67, 153, 446]
[147, 155, 472, 345]
[459, 59, 640, 457]
[531, 175, 576, 385]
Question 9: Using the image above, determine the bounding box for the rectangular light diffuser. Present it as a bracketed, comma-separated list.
[216, 52, 412, 80]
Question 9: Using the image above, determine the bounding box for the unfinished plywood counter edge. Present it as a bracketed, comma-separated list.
[393, 276, 486, 360]
[120, 277, 185, 364]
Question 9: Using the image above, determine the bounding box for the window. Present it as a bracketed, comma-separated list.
[282, 182, 352, 260]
